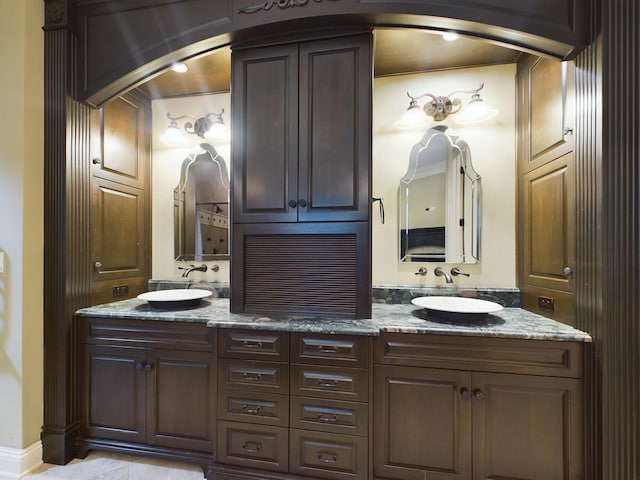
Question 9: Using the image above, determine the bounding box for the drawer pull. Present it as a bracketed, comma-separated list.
[317, 379, 339, 388]
[242, 372, 263, 381]
[317, 451, 337, 463]
[242, 441, 262, 452]
[242, 404, 262, 414]
[242, 340, 263, 349]
[317, 345, 339, 354]
[317, 412, 338, 422]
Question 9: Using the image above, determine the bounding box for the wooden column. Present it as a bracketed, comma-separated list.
[599, 0, 640, 478]
[42, 0, 92, 464]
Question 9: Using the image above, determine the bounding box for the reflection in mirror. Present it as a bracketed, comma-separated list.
[174, 143, 230, 261]
[399, 125, 481, 264]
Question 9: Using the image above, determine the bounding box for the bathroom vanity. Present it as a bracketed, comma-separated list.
[74, 298, 590, 480]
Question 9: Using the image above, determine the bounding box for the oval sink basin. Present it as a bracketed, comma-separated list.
[137, 288, 212, 308]
[411, 296, 503, 315]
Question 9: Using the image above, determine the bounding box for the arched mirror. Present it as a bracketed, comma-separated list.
[174, 143, 230, 260]
[399, 125, 481, 263]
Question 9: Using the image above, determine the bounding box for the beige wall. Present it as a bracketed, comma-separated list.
[151, 64, 516, 288]
[151, 93, 232, 281]
[0, 0, 44, 460]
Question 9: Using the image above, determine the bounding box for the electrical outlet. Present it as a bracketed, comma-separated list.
[112, 284, 129, 297]
[537, 296, 555, 312]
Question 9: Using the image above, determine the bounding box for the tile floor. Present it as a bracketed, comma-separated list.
[23, 451, 206, 480]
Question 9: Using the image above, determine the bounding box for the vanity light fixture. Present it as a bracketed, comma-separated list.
[395, 83, 497, 129]
[161, 109, 230, 146]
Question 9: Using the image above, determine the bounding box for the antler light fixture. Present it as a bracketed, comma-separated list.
[395, 83, 497, 129]
[161, 108, 230, 146]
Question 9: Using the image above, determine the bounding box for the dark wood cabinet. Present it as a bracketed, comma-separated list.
[76, 318, 216, 468]
[230, 33, 372, 319]
[373, 333, 584, 480]
[517, 57, 576, 323]
[89, 91, 151, 306]
[231, 34, 371, 224]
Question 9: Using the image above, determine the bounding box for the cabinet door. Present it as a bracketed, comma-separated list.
[78, 345, 146, 443]
[146, 349, 216, 452]
[373, 365, 472, 480]
[298, 34, 372, 222]
[472, 372, 583, 480]
[90, 93, 149, 189]
[232, 43, 299, 223]
[90, 177, 147, 304]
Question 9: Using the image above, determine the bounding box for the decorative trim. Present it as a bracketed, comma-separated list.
[0, 442, 43, 480]
[44, 0, 66, 27]
[238, 0, 339, 14]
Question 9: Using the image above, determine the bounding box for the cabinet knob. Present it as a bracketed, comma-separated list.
[473, 389, 486, 401]
[298, 198, 308, 207]
[144, 362, 153, 371]
[94, 261, 103, 269]
[92, 157, 101, 165]
[288, 199, 297, 208]
[460, 387, 472, 400]
[135, 362, 144, 370]
[563, 266, 573, 276]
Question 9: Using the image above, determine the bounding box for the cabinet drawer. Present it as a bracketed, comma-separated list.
[218, 390, 289, 427]
[374, 333, 584, 378]
[290, 365, 368, 402]
[218, 359, 289, 393]
[290, 429, 367, 480]
[218, 329, 288, 361]
[290, 396, 368, 436]
[79, 317, 215, 351]
[217, 421, 288, 473]
[291, 333, 369, 367]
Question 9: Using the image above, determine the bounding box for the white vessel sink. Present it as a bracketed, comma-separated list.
[137, 289, 212, 308]
[411, 296, 503, 315]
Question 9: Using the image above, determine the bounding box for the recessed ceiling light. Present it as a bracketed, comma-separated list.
[442, 31, 460, 42]
[171, 62, 188, 73]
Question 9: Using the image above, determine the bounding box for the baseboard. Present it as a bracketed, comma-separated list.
[0, 442, 42, 480]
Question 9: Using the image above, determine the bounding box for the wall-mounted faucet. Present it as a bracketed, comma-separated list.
[434, 266, 454, 284]
[451, 267, 470, 277]
[178, 264, 208, 277]
[415, 267, 427, 276]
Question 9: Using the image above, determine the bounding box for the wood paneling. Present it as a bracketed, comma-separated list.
[600, 1, 640, 478]
[74, 0, 591, 105]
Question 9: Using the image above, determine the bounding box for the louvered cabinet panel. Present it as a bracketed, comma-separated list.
[231, 222, 371, 318]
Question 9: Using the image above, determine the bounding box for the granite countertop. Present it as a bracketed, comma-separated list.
[75, 298, 592, 343]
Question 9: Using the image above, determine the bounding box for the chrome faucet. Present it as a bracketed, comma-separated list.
[178, 264, 208, 277]
[434, 266, 454, 284]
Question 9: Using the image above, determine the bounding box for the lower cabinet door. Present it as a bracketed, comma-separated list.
[79, 344, 147, 443]
[146, 349, 216, 452]
[472, 372, 584, 480]
[373, 365, 473, 480]
[217, 420, 289, 472]
[290, 429, 367, 480]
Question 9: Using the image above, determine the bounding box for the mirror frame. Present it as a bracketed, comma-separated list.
[399, 125, 481, 264]
[174, 143, 230, 261]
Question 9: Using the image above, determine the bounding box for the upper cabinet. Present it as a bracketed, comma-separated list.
[517, 57, 576, 324]
[230, 33, 372, 319]
[89, 91, 151, 306]
[232, 34, 371, 224]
